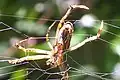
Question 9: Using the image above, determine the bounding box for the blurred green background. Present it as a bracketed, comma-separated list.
[0, 0, 120, 80]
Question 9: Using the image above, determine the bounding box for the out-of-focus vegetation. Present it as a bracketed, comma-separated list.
[0, 0, 120, 80]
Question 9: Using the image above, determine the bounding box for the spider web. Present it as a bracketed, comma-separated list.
[0, 14, 120, 80]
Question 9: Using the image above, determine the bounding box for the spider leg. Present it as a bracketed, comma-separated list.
[46, 21, 56, 50]
[55, 5, 89, 45]
[8, 54, 51, 64]
[69, 21, 103, 51]
[57, 5, 89, 33]
[15, 37, 51, 55]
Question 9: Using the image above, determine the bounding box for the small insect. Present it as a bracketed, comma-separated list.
[8, 5, 103, 80]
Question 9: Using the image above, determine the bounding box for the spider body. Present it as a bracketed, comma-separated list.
[49, 22, 73, 66]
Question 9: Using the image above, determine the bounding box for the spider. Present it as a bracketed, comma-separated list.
[8, 5, 103, 79]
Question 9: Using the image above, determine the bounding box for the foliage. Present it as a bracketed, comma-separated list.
[0, 0, 120, 80]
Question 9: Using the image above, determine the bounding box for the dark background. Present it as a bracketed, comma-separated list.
[0, 0, 120, 80]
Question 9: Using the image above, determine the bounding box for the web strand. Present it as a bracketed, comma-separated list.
[0, 20, 120, 80]
[2, 13, 120, 22]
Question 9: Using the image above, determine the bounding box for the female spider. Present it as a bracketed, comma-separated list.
[8, 5, 103, 80]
